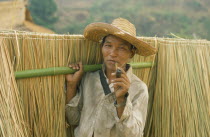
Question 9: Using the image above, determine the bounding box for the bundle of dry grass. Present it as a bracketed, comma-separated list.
[144, 39, 210, 137]
[0, 31, 104, 137]
[0, 30, 209, 137]
[0, 38, 29, 137]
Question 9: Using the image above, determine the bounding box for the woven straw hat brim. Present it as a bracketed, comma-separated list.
[84, 22, 157, 56]
[0, 38, 3, 46]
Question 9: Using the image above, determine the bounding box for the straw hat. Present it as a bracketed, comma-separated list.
[83, 18, 157, 56]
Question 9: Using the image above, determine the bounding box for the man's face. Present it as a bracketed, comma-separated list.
[102, 35, 134, 72]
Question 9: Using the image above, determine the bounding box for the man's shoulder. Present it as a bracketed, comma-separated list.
[131, 74, 147, 86]
[130, 74, 148, 95]
[82, 70, 100, 80]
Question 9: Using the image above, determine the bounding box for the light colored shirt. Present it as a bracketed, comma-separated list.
[65, 66, 148, 137]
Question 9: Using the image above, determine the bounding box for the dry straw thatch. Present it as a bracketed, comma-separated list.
[0, 31, 105, 137]
[0, 30, 209, 137]
[144, 38, 210, 137]
[0, 38, 29, 137]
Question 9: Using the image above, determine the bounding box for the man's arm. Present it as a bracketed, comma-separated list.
[105, 82, 149, 137]
[65, 62, 84, 125]
[65, 62, 83, 104]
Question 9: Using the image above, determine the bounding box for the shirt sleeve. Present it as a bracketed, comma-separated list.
[105, 82, 149, 137]
[65, 81, 84, 126]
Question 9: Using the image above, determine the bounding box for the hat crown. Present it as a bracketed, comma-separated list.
[111, 18, 136, 36]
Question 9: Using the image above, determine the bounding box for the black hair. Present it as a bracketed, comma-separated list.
[101, 35, 107, 46]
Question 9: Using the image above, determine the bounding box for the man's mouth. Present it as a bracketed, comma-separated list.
[107, 60, 117, 64]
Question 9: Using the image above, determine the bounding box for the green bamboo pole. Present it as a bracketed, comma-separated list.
[15, 62, 154, 79]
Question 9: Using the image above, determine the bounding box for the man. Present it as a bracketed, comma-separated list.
[65, 18, 157, 137]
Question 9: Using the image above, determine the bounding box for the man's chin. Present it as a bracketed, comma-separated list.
[105, 64, 116, 72]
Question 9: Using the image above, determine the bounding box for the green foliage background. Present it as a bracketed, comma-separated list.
[29, 0, 210, 40]
[29, 0, 58, 30]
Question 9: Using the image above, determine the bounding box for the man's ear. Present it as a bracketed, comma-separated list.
[130, 49, 135, 58]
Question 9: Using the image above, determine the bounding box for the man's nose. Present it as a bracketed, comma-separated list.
[110, 48, 118, 57]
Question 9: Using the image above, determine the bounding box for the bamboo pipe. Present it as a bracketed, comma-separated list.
[15, 62, 154, 79]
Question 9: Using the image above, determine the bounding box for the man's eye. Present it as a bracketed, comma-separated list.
[104, 45, 111, 47]
[119, 47, 126, 50]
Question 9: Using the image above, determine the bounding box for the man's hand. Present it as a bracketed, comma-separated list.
[66, 62, 84, 86]
[111, 67, 130, 118]
[65, 62, 84, 104]
[111, 67, 130, 101]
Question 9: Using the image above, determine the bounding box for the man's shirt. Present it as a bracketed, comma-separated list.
[65, 66, 148, 137]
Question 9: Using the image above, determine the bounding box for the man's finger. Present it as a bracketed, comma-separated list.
[112, 78, 128, 85]
[78, 61, 83, 71]
[117, 67, 126, 74]
[113, 82, 127, 88]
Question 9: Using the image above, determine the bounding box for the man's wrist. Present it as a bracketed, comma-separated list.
[66, 82, 77, 89]
[114, 100, 126, 108]
[114, 92, 129, 107]
[116, 92, 129, 102]
[116, 97, 126, 103]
